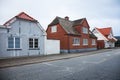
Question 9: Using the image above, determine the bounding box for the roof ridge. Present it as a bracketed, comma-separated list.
[57, 16, 73, 22]
[96, 27, 112, 29]
[4, 12, 37, 26]
[73, 18, 86, 21]
[16, 12, 37, 21]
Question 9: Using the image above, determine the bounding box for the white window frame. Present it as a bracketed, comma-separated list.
[82, 27, 88, 34]
[92, 39, 96, 45]
[72, 37, 80, 46]
[51, 25, 57, 33]
[83, 39, 88, 45]
[29, 38, 39, 49]
[8, 37, 20, 49]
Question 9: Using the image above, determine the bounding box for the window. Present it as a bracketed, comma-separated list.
[72, 37, 80, 46]
[51, 26, 57, 33]
[82, 27, 88, 34]
[8, 37, 20, 49]
[83, 39, 88, 45]
[92, 39, 96, 45]
[29, 38, 38, 49]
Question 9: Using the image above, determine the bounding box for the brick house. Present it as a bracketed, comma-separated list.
[92, 27, 117, 48]
[46, 16, 97, 53]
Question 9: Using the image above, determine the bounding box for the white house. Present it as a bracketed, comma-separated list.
[0, 12, 60, 58]
[92, 27, 117, 48]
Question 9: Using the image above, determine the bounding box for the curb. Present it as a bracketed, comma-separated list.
[0, 49, 116, 69]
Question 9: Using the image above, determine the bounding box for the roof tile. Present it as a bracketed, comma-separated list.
[4, 12, 37, 26]
[96, 27, 111, 36]
[96, 27, 116, 41]
[16, 12, 37, 21]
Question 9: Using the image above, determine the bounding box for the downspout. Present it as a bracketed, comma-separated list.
[67, 34, 70, 53]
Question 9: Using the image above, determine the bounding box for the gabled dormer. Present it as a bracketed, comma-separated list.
[73, 18, 90, 35]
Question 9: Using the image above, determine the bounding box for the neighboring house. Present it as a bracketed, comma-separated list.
[46, 16, 97, 53]
[92, 27, 117, 48]
[114, 36, 120, 47]
[0, 12, 49, 58]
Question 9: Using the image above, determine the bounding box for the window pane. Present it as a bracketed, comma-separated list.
[29, 38, 33, 48]
[8, 37, 14, 48]
[15, 38, 20, 48]
[34, 39, 38, 48]
[83, 27, 88, 34]
[92, 39, 96, 45]
[51, 26, 57, 33]
[73, 38, 80, 45]
[83, 39, 88, 45]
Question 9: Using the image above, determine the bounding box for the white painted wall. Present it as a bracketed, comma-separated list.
[45, 39, 60, 55]
[104, 41, 110, 48]
[0, 19, 46, 58]
[92, 29, 107, 41]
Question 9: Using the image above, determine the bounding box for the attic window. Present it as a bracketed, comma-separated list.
[51, 25, 57, 33]
[82, 27, 88, 34]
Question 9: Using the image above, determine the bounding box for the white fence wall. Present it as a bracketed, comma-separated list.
[45, 39, 60, 55]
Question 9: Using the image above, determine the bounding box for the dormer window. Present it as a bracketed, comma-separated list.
[82, 27, 88, 34]
[51, 25, 57, 33]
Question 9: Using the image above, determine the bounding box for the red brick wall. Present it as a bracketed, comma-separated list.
[46, 24, 69, 49]
[97, 40, 104, 49]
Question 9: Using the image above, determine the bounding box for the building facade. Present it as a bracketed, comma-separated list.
[92, 27, 117, 48]
[46, 16, 97, 53]
[0, 12, 46, 58]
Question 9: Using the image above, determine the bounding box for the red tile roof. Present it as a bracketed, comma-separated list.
[4, 12, 37, 26]
[16, 12, 37, 21]
[96, 27, 111, 36]
[96, 27, 116, 42]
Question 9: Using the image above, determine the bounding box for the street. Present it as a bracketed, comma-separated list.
[0, 49, 120, 80]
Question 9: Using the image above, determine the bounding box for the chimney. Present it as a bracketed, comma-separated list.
[65, 16, 69, 20]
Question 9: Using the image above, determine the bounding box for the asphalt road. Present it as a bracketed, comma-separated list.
[0, 49, 120, 80]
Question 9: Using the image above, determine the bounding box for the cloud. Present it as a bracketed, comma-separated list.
[0, 0, 120, 36]
[89, 18, 120, 36]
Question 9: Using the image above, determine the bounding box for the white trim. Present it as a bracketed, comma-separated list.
[37, 23, 46, 35]
[6, 18, 17, 26]
[95, 28, 108, 41]
[73, 44, 80, 46]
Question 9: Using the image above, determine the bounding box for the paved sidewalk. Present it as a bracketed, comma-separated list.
[0, 49, 117, 69]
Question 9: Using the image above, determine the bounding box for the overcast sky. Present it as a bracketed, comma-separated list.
[0, 0, 120, 36]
